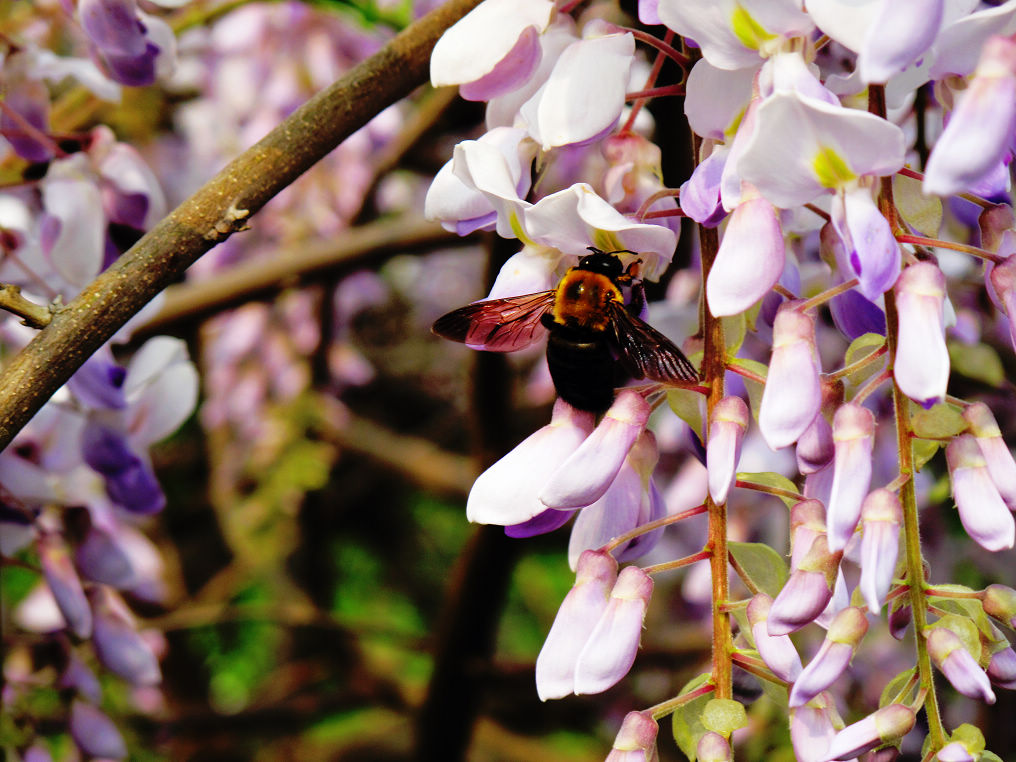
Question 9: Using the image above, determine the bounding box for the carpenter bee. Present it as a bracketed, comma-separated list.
[432, 248, 700, 413]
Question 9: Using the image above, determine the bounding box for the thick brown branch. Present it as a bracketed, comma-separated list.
[0, 0, 483, 452]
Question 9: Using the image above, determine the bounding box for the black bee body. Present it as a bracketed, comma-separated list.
[432, 248, 698, 413]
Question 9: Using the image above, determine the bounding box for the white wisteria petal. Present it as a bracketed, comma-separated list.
[738, 92, 906, 208]
[859, 0, 943, 84]
[124, 337, 199, 446]
[430, 0, 554, 88]
[522, 33, 634, 151]
[684, 58, 755, 140]
[929, 0, 1016, 79]
[804, 0, 882, 53]
[40, 156, 104, 288]
[525, 184, 677, 278]
[452, 138, 534, 241]
[707, 196, 784, 316]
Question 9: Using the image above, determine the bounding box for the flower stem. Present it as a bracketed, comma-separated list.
[896, 234, 1002, 264]
[700, 217, 733, 700]
[647, 682, 715, 720]
[643, 549, 711, 576]
[604, 503, 707, 553]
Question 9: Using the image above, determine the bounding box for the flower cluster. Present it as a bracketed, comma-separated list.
[428, 0, 1016, 759]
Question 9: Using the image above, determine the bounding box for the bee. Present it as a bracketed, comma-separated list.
[432, 248, 700, 413]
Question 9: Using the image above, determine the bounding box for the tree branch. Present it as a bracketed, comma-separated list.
[0, 0, 482, 451]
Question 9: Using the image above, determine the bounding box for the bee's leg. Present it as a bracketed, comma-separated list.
[626, 280, 649, 321]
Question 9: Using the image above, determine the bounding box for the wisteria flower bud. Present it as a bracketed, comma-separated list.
[985, 645, 1016, 690]
[706, 195, 785, 317]
[858, 489, 903, 613]
[982, 584, 1016, 628]
[61, 654, 103, 704]
[468, 399, 595, 526]
[826, 403, 876, 552]
[963, 402, 1016, 505]
[696, 731, 732, 762]
[889, 598, 912, 640]
[541, 390, 650, 509]
[924, 35, 1016, 197]
[69, 699, 127, 760]
[797, 410, 834, 475]
[926, 626, 996, 704]
[946, 435, 1015, 552]
[759, 305, 821, 450]
[37, 532, 92, 639]
[989, 253, 1016, 353]
[21, 744, 54, 762]
[747, 593, 802, 683]
[822, 703, 916, 761]
[790, 692, 843, 762]
[893, 262, 949, 408]
[769, 535, 841, 636]
[790, 499, 827, 570]
[606, 710, 659, 762]
[936, 741, 976, 762]
[573, 565, 653, 695]
[89, 586, 161, 686]
[536, 550, 617, 700]
[706, 396, 749, 504]
[789, 607, 869, 707]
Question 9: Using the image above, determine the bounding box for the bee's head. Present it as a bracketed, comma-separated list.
[577, 247, 632, 279]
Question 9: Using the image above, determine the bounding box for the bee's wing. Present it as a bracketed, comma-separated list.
[432, 291, 556, 352]
[608, 301, 700, 384]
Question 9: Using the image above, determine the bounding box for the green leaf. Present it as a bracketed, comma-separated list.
[701, 699, 748, 737]
[892, 173, 942, 237]
[929, 614, 983, 660]
[911, 402, 967, 440]
[723, 313, 747, 356]
[727, 357, 767, 421]
[948, 341, 1005, 387]
[912, 438, 942, 471]
[729, 541, 789, 598]
[879, 667, 917, 707]
[668, 388, 705, 441]
[671, 674, 713, 762]
[843, 332, 886, 387]
[736, 471, 801, 508]
[949, 723, 985, 754]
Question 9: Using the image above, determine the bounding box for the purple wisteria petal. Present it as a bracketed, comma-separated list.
[894, 262, 949, 407]
[858, 488, 903, 613]
[769, 535, 841, 635]
[989, 253, 1016, 353]
[706, 395, 749, 504]
[606, 710, 659, 762]
[858, 0, 944, 84]
[430, 0, 554, 92]
[826, 403, 876, 552]
[706, 195, 784, 316]
[679, 147, 729, 227]
[79, 0, 148, 57]
[946, 435, 1016, 552]
[0, 78, 53, 163]
[747, 593, 803, 682]
[790, 499, 827, 570]
[963, 402, 1016, 505]
[738, 91, 906, 209]
[89, 586, 161, 685]
[797, 412, 834, 475]
[759, 305, 821, 450]
[656, 0, 813, 71]
[697, 732, 732, 762]
[789, 607, 868, 707]
[37, 532, 92, 638]
[468, 399, 596, 526]
[937, 741, 977, 762]
[930, 3, 1016, 80]
[505, 507, 575, 538]
[542, 390, 650, 509]
[68, 353, 127, 410]
[82, 422, 166, 515]
[987, 646, 1016, 689]
[925, 36, 1016, 197]
[567, 458, 641, 568]
[829, 287, 886, 341]
[822, 703, 916, 761]
[94, 134, 167, 230]
[926, 626, 996, 704]
[76, 524, 136, 587]
[70, 699, 127, 760]
[521, 30, 634, 151]
[524, 183, 677, 280]
[61, 654, 103, 703]
[536, 550, 617, 700]
[573, 565, 653, 695]
[830, 186, 900, 300]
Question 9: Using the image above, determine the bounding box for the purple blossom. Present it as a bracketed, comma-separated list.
[747, 593, 803, 682]
[706, 395, 749, 504]
[893, 262, 949, 408]
[826, 403, 876, 552]
[858, 488, 903, 613]
[822, 703, 916, 761]
[759, 305, 821, 450]
[946, 435, 1015, 552]
[926, 626, 996, 705]
[769, 535, 841, 636]
[789, 606, 868, 707]
[606, 710, 659, 762]
[69, 699, 127, 759]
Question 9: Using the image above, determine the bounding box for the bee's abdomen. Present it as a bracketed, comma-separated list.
[546, 329, 617, 413]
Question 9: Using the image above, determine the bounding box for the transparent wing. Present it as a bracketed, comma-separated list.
[608, 301, 700, 384]
[432, 291, 555, 352]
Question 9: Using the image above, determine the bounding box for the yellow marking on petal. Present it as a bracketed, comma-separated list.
[509, 210, 534, 246]
[592, 230, 624, 254]
[730, 4, 775, 51]
[812, 145, 856, 188]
